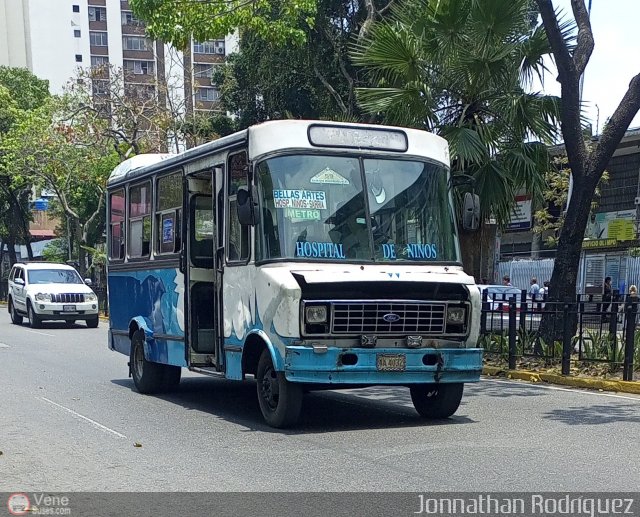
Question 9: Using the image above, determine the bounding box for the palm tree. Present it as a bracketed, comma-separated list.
[352, 0, 564, 278]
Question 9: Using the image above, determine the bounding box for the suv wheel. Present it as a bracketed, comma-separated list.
[27, 302, 42, 329]
[9, 299, 23, 325]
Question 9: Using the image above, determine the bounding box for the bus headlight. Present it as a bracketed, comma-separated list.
[446, 307, 466, 325]
[305, 305, 328, 324]
[36, 293, 52, 301]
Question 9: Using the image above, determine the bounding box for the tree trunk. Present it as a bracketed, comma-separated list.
[6, 235, 17, 265]
[459, 222, 496, 282]
[539, 176, 595, 340]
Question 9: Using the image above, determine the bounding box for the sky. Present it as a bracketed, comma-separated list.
[534, 0, 640, 134]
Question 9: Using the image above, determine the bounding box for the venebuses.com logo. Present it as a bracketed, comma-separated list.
[7, 493, 30, 516]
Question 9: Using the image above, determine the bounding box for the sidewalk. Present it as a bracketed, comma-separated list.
[483, 365, 640, 395]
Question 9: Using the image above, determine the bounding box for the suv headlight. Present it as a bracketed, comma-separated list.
[85, 293, 97, 302]
[305, 305, 328, 324]
[35, 293, 52, 301]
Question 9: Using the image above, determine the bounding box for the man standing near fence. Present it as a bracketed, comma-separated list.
[502, 275, 512, 287]
[529, 277, 540, 299]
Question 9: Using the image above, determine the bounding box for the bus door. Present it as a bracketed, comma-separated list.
[185, 168, 222, 369]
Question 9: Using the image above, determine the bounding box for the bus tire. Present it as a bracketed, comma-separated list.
[410, 382, 464, 419]
[9, 299, 23, 325]
[130, 330, 165, 394]
[256, 349, 302, 428]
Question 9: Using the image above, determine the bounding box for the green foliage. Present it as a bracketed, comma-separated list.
[0, 66, 50, 111]
[129, 0, 317, 48]
[0, 85, 20, 133]
[352, 0, 561, 227]
[220, 0, 393, 128]
[533, 151, 608, 247]
[42, 239, 71, 263]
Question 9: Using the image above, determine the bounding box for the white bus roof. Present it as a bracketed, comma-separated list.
[107, 120, 449, 187]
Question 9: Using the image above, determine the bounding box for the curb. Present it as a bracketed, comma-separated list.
[482, 366, 640, 395]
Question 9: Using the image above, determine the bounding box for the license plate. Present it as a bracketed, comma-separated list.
[376, 353, 406, 371]
[63, 305, 76, 312]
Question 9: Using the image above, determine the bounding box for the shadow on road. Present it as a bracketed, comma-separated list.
[463, 379, 546, 398]
[111, 377, 476, 434]
[543, 404, 640, 426]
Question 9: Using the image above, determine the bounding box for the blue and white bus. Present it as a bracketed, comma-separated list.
[106, 120, 483, 427]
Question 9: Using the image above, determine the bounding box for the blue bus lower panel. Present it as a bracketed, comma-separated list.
[284, 347, 483, 384]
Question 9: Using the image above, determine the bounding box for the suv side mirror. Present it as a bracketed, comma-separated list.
[237, 186, 261, 226]
[84, 278, 93, 286]
[15, 278, 25, 286]
[462, 192, 481, 231]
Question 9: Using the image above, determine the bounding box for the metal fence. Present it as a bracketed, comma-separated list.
[480, 289, 639, 381]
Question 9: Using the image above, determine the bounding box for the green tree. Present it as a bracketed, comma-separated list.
[0, 100, 119, 274]
[351, 0, 561, 277]
[0, 66, 50, 111]
[535, 0, 640, 309]
[129, 0, 317, 47]
[220, 0, 394, 128]
[0, 67, 49, 265]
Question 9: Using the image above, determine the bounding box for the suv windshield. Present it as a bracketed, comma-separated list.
[257, 154, 459, 262]
[28, 269, 83, 285]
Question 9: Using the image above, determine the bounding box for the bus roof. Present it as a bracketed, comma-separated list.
[107, 120, 449, 187]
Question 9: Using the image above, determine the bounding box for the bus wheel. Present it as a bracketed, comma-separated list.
[410, 383, 464, 419]
[130, 330, 165, 394]
[256, 349, 302, 428]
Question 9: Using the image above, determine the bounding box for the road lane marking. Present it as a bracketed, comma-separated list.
[40, 397, 127, 438]
[484, 377, 640, 402]
[0, 343, 9, 348]
[24, 329, 55, 337]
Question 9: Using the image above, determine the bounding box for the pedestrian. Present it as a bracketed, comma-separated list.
[481, 277, 488, 285]
[502, 275, 512, 287]
[539, 280, 550, 297]
[602, 276, 612, 322]
[528, 277, 540, 299]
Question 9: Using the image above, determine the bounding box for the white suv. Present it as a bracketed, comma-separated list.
[7, 263, 99, 328]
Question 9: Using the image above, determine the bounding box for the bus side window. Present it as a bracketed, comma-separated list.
[227, 151, 250, 262]
[109, 189, 125, 260]
[156, 172, 183, 255]
[129, 182, 151, 258]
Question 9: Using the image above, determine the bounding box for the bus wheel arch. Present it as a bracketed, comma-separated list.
[128, 322, 180, 394]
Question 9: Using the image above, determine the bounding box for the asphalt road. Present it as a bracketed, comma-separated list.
[1, 308, 639, 492]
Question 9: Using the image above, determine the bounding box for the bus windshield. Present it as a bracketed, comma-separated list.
[257, 154, 459, 263]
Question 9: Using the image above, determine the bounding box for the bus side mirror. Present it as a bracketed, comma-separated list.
[462, 192, 480, 231]
[237, 187, 260, 226]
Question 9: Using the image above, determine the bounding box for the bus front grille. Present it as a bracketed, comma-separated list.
[331, 302, 446, 335]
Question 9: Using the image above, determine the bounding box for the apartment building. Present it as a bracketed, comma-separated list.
[0, 0, 237, 114]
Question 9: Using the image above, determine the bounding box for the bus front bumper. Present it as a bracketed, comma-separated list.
[283, 346, 483, 384]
